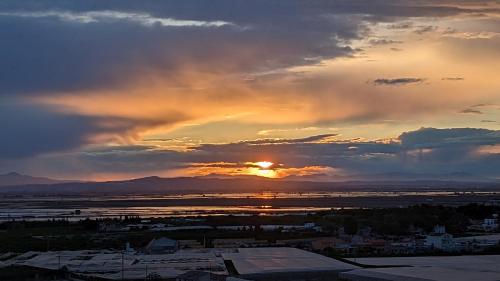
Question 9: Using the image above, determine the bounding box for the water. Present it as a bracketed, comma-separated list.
[0, 191, 498, 221]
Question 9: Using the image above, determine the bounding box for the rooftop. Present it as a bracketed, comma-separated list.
[343, 255, 500, 281]
[1, 249, 228, 280]
[221, 247, 357, 276]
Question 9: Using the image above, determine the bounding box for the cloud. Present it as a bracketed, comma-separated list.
[0, 2, 363, 97]
[0, 0, 496, 97]
[245, 134, 339, 145]
[368, 39, 403, 45]
[372, 78, 425, 86]
[460, 108, 483, 114]
[387, 22, 414, 29]
[0, 102, 188, 159]
[390, 47, 403, 52]
[414, 25, 438, 34]
[0, 103, 124, 159]
[2, 127, 499, 179]
[0, 10, 233, 27]
[442, 77, 465, 81]
[399, 127, 499, 149]
[0, 0, 499, 176]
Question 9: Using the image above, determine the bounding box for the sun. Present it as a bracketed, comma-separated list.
[256, 161, 273, 169]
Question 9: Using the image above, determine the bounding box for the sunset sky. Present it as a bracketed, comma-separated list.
[1, 0, 499, 181]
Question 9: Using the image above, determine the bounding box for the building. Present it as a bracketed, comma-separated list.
[481, 215, 499, 232]
[1, 249, 229, 280]
[260, 223, 322, 233]
[213, 238, 269, 248]
[99, 222, 129, 232]
[311, 237, 343, 251]
[454, 234, 500, 252]
[145, 237, 179, 254]
[385, 240, 416, 255]
[433, 225, 446, 234]
[342, 255, 500, 281]
[424, 233, 455, 251]
[424, 225, 457, 252]
[221, 247, 358, 280]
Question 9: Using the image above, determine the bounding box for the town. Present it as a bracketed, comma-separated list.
[1, 203, 499, 280]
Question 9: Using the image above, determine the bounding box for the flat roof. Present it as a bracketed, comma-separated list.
[343, 255, 500, 281]
[222, 247, 357, 275]
[2, 249, 228, 280]
[348, 255, 500, 270]
[454, 234, 500, 242]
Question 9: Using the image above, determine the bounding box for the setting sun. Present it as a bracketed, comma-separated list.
[255, 161, 273, 169]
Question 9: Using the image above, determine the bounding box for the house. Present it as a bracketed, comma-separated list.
[423, 225, 458, 252]
[481, 215, 499, 232]
[145, 237, 178, 254]
[311, 237, 343, 251]
[386, 240, 416, 255]
[98, 222, 129, 232]
[424, 233, 455, 251]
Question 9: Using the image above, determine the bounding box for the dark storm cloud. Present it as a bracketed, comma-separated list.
[1, 0, 367, 158]
[0, 0, 496, 96]
[1, 0, 499, 169]
[189, 127, 500, 177]
[399, 127, 499, 149]
[372, 78, 425, 86]
[3, 128, 498, 178]
[79, 125, 500, 174]
[0, 103, 122, 158]
[63, 127, 500, 177]
[1, 1, 495, 20]
[0, 2, 363, 96]
[0, 102, 187, 159]
[0, 15, 244, 95]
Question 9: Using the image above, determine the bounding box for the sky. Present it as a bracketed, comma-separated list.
[0, 0, 499, 181]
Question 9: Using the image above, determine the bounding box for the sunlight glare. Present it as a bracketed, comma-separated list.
[256, 161, 273, 169]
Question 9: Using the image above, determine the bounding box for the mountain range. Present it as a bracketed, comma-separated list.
[0, 172, 67, 187]
[0, 172, 498, 195]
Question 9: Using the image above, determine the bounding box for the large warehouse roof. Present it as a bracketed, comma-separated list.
[222, 247, 357, 275]
[342, 255, 500, 281]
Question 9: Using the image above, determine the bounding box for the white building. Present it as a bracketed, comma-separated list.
[424, 226, 457, 251]
[433, 225, 446, 234]
[454, 234, 500, 252]
[481, 215, 499, 232]
[425, 233, 455, 251]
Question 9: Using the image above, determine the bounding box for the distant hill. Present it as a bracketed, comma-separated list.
[347, 172, 492, 182]
[0, 174, 498, 195]
[0, 172, 66, 187]
[283, 172, 495, 182]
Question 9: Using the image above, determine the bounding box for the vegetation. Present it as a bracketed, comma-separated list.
[0, 204, 498, 253]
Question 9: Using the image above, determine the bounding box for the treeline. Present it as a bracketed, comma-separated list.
[331, 204, 500, 235]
